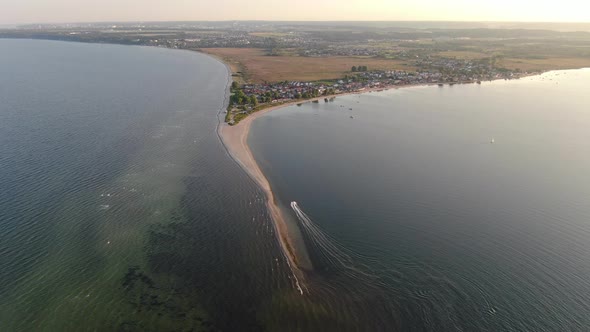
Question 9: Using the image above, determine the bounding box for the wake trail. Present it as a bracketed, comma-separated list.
[290, 201, 383, 281]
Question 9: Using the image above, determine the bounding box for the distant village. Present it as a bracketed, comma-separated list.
[0, 22, 552, 126]
[226, 63, 534, 125]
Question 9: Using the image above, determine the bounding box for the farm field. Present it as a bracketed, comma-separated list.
[202, 48, 415, 83]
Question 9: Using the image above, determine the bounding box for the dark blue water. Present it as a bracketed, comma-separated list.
[250, 70, 590, 331]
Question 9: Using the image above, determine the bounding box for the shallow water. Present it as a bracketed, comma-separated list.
[250, 70, 590, 331]
[0, 39, 301, 331]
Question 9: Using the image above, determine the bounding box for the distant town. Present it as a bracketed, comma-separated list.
[3, 21, 590, 124]
[226, 58, 534, 124]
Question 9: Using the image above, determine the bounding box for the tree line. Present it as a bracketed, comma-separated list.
[351, 66, 368, 72]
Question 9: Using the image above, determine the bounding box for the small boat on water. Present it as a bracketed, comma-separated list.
[350, 116, 354, 119]
[491, 138, 495, 144]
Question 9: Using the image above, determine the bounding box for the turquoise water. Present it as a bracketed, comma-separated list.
[250, 70, 590, 331]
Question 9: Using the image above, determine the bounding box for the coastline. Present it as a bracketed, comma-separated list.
[217, 101, 311, 294]
[209, 46, 550, 295]
[215, 73, 545, 283]
[213, 58, 313, 295]
[215, 82, 430, 294]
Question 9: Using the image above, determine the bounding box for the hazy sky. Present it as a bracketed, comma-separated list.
[2, 0, 589, 24]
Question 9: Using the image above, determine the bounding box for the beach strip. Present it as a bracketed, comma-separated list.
[218, 101, 314, 294]
[215, 74, 543, 294]
[216, 86, 419, 274]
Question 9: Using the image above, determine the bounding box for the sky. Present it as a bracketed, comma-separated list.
[1, 0, 589, 25]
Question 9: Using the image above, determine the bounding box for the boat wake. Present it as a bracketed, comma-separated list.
[289, 201, 402, 328]
[289, 201, 496, 330]
[290, 201, 387, 283]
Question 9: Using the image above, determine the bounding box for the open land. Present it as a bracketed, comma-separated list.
[3, 21, 590, 80]
[202, 48, 415, 83]
[499, 57, 590, 71]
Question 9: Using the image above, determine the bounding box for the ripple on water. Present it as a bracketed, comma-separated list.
[0, 39, 294, 331]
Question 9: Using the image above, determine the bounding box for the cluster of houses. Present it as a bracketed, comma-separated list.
[301, 47, 380, 57]
[240, 81, 333, 102]
[413, 56, 521, 81]
[145, 33, 257, 49]
[227, 66, 532, 123]
[237, 67, 526, 105]
[356, 66, 524, 85]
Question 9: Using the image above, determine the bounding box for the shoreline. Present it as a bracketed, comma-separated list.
[225, 70, 543, 126]
[215, 82, 438, 294]
[209, 49, 553, 295]
[215, 73, 547, 287]
[214, 59, 312, 295]
[217, 100, 311, 294]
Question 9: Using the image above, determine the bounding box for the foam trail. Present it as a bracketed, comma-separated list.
[289, 202, 409, 329]
[290, 201, 380, 280]
[288, 259, 305, 295]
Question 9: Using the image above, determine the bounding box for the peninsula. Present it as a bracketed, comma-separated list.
[5, 19, 590, 282]
[218, 98, 313, 293]
[199, 21, 590, 278]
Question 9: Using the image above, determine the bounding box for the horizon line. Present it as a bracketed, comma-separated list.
[9, 19, 590, 26]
